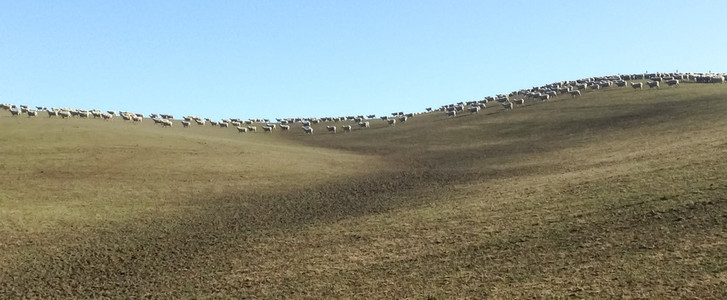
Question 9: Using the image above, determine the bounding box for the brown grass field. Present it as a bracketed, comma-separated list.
[1, 81, 726, 298]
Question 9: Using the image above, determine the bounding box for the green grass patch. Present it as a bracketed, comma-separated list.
[1, 82, 727, 298]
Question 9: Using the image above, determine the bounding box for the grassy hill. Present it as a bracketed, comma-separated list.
[1, 82, 726, 298]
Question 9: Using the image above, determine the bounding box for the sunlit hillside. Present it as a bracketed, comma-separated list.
[1, 80, 726, 298]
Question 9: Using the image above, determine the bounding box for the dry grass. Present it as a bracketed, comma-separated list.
[1, 81, 727, 298]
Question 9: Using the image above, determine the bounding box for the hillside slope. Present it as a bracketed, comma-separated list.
[1, 82, 727, 298]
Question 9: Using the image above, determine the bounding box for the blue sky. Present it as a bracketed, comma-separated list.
[2, 1, 725, 120]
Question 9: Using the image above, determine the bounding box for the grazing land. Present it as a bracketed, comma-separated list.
[1, 82, 727, 298]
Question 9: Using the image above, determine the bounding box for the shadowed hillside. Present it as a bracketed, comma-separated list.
[1, 81, 726, 298]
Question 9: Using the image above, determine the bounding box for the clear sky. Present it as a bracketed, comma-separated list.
[2, 1, 725, 121]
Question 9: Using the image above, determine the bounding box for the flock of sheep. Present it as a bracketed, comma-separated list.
[0, 103, 401, 135]
[2, 72, 725, 135]
[434, 72, 724, 118]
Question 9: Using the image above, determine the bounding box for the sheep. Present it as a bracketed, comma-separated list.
[666, 79, 679, 87]
[569, 90, 582, 97]
[647, 81, 659, 89]
[161, 119, 173, 127]
[182, 121, 191, 127]
[469, 106, 481, 113]
[237, 126, 248, 133]
[195, 119, 205, 125]
[631, 82, 643, 89]
[280, 124, 290, 131]
[133, 115, 143, 123]
[326, 125, 336, 133]
[219, 122, 229, 128]
[27, 110, 38, 117]
[342, 125, 352, 132]
[59, 110, 71, 118]
[47, 110, 58, 117]
[388, 119, 397, 126]
[10, 109, 20, 116]
[710, 76, 725, 84]
[247, 126, 257, 132]
[446, 110, 457, 117]
[358, 121, 370, 128]
[302, 126, 313, 134]
[102, 113, 113, 120]
[399, 115, 408, 122]
[502, 101, 514, 110]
